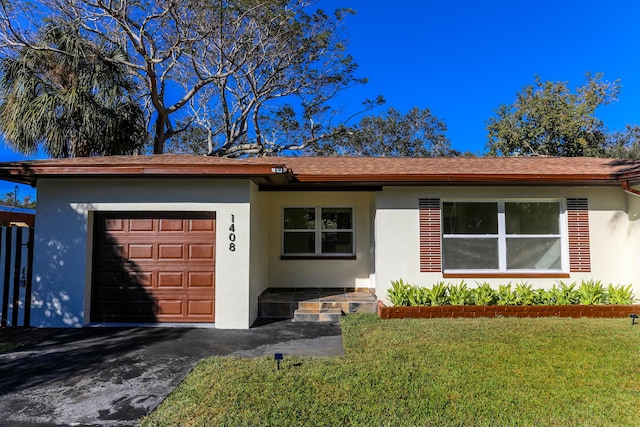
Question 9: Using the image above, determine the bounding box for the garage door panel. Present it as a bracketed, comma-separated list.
[157, 299, 183, 316]
[92, 212, 215, 323]
[189, 244, 214, 260]
[158, 244, 184, 260]
[104, 218, 125, 232]
[95, 300, 125, 316]
[126, 298, 155, 311]
[97, 244, 124, 259]
[188, 299, 214, 315]
[95, 299, 156, 322]
[129, 219, 155, 232]
[96, 287, 152, 299]
[188, 271, 214, 288]
[128, 244, 154, 260]
[156, 300, 215, 322]
[190, 219, 215, 232]
[95, 263, 152, 286]
[159, 219, 185, 232]
[157, 272, 184, 288]
[96, 289, 154, 308]
[95, 271, 127, 287]
[129, 272, 153, 288]
[156, 300, 214, 322]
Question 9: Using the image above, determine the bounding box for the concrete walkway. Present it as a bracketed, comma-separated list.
[0, 320, 344, 426]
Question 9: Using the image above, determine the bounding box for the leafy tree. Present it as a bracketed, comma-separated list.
[0, 1, 375, 156]
[319, 107, 457, 157]
[0, 22, 146, 157]
[486, 73, 620, 157]
[0, 188, 36, 209]
[604, 125, 640, 159]
[165, 122, 210, 156]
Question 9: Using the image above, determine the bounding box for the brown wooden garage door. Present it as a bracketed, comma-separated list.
[91, 212, 216, 323]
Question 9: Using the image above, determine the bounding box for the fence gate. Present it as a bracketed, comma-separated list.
[0, 225, 33, 327]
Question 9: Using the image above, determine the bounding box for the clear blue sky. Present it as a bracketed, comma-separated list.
[319, 0, 640, 154]
[0, 0, 639, 166]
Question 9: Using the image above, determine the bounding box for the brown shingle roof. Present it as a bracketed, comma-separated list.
[1, 155, 640, 186]
[278, 156, 640, 183]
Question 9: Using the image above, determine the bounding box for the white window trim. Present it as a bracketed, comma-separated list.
[442, 199, 567, 273]
[282, 206, 355, 257]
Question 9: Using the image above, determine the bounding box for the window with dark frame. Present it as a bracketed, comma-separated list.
[442, 201, 562, 272]
[283, 207, 354, 256]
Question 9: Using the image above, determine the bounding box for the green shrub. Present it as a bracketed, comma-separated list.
[606, 283, 635, 305]
[536, 284, 563, 305]
[497, 283, 517, 306]
[557, 281, 580, 305]
[579, 279, 607, 305]
[407, 285, 430, 306]
[426, 281, 448, 306]
[388, 279, 411, 306]
[534, 286, 557, 305]
[514, 282, 536, 306]
[387, 279, 636, 307]
[472, 282, 496, 306]
[448, 281, 471, 305]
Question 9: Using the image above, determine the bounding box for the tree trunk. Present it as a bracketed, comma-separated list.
[153, 114, 166, 154]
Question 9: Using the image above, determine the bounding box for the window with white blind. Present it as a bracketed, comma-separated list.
[442, 201, 563, 272]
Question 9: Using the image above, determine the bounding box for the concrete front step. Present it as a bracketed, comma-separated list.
[293, 308, 343, 323]
[297, 300, 378, 313]
[258, 287, 378, 319]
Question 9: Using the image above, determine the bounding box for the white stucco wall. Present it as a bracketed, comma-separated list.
[266, 191, 375, 289]
[375, 185, 638, 303]
[625, 186, 640, 289]
[30, 177, 640, 327]
[249, 183, 269, 323]
[31, 177, 254, 329]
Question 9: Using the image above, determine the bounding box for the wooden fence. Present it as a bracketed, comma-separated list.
[0, 225, 33, 327]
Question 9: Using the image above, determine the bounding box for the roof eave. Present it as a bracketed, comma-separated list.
[0, 163, 293, 186]
[290, 173, 621, 186]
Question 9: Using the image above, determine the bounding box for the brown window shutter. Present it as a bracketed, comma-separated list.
[567, 198, 591, 272]
[419, 198, 441, 272]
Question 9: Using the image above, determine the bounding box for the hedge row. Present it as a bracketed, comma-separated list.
[387, 279, 636, 307]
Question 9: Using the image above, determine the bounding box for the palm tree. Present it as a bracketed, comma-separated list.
[0, 22, 147, 158]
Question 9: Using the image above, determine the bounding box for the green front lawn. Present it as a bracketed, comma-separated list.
[141, 315, 640, 426]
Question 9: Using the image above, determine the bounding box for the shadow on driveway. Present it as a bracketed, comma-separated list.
[0, 320, 343, 426]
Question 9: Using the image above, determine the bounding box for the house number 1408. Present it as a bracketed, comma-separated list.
[229, 214, 236, 251]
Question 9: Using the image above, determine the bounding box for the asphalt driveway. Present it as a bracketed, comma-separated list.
[0, 321, 344, 426]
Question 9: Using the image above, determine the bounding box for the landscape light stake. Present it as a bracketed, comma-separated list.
[631, 314, 638, 326]
[275, 353, 283, 370]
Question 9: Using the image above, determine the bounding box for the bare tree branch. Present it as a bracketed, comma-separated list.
[1, 1, 375, 156]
